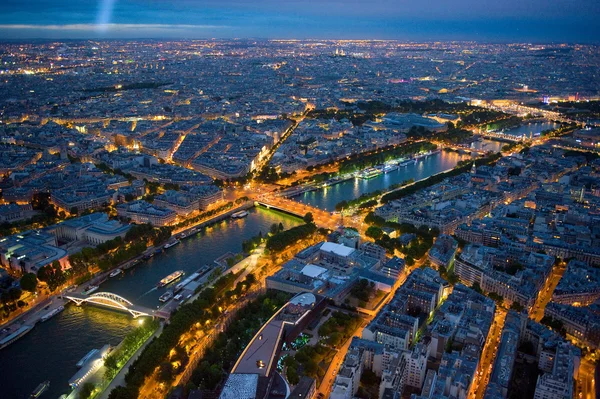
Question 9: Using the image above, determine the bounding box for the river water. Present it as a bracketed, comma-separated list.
[0, 143, 503, 398]
[296, 150, 472, 211]
[501, 121, 559, 138]
[0, 207, 302, 399]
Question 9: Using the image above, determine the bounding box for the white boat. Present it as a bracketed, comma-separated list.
[81, 285, 99, 296]
[359, 167, 382, 179]
[40, 305, 64, 322]
[159, 291, 174, 303]
[0, 325, 33, 350]
[109, 269, 123, 278]
[231, 211, 249, 219]
[157, 270, 185, 287]
[30, 380, 50, 398]
[164, 239, 181, 249]
[76, 349, 99, 368]
[382, 164, 398, 173]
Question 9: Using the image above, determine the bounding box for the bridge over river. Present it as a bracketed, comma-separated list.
[64, 292, 167, 319]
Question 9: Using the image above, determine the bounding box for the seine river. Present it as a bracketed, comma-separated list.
[0, 141, 503, 398]
[502, 121, 559, 138]
[296, 150, 472, 211]
[0, 207, 302, 399]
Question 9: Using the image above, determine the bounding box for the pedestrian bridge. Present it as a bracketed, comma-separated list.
[65, 291, 161, 319]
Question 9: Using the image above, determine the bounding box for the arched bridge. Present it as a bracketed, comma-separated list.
[65, 291, 161, 319]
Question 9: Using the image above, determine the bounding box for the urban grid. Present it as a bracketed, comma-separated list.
[0, 3, 599, 399]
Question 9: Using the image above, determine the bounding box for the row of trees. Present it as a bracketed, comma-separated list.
[63, 224, 173, 288]
[266, 222, 317, 252]
[174, 197, 249, 230]
[284, 311, 361, 384]
[107, 271, 256, 399]
[241, 222, 285, 253]
[335, 190, 382, 212]
[190, 291, 291, 389]
[104, 318, 161, 381]
[381, 152, 502, 203]
[0, 286, 24, 319]
[431, 126, 473, 144]
[337, 142, 437, 175]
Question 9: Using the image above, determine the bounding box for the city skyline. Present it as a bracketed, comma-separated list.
[0, 0, 599, 42]
[0, 2, 598, 398]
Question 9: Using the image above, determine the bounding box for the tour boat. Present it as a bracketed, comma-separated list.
[157, 270, 185, 287]
[81, 285, 99, 296]
[231, 210, 249, 219]
[109, 269, 123, 278]
[76, 349, 99, 368]
[30, 380, 50, 398]
[359, 167, 382, 179]
[382, 164, 398, 173]
[40, 305, 64, 322]
[163, 239, 181, 249]
[159, 291, 174, 303]
[0, 325, 33, 350]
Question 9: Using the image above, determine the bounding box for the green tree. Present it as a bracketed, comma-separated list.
[335, 200, 348, 212]
[364, 212, 385, 227]
[20, 273, 38, 292]
[365, 226, 384, 240]
[303, 212, 314, 224]
[37, 261, 65, 292]
[104, 355, 118, 381]
[8, 287, 22, 302]
[157, 361, 174, 382]
[286, 365, 300, 385]
[79, 382, 95, 399]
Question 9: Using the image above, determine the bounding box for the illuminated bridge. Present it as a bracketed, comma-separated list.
[64, 292, 162, 319]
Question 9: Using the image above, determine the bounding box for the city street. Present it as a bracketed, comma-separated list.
[530, 261, 568, 322]
[468, 308, 507, 399]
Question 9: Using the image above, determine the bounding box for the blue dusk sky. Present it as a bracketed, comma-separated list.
[0, 0, 598, 42]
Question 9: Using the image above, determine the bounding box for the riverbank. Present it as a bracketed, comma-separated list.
[96, 323, 165, 399]
[0, 202, 255, 352]
[0, 296, 67, 350]
[0, 207, 303, 399]
[296, 149, 473, 211]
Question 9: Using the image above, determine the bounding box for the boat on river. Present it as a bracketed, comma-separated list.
[231, 210, 249, 219]
[0, 325, 33, 350]
[164, 239, 181, 249]
[358, 167, 382, 179]
[157, 270, 185, 287]
[109, 268, 123, 278]
[40, 305, 64, 322]
[81, 285, 99, 296]
[159, 291, 174, 302]
[30, 380, 50, 398]
[76, 349, 99, 368]
[382, 164, 398, 173]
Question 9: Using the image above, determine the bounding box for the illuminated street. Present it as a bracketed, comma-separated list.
[0, 5, 597, 397]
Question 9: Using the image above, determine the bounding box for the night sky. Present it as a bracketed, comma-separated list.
[0, 0, 598, 42]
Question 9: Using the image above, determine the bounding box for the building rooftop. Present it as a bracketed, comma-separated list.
[320, 241, 355, 257]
